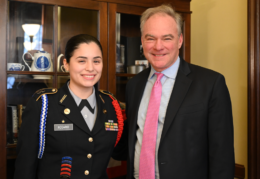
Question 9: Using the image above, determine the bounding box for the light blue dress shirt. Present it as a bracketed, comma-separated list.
[134, 57, 180, 179]
[68, 83, 97, 131]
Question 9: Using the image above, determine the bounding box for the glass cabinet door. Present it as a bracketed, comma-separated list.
[8, 2, 54, 73]
[108, 4, 147, 102]
[6, 1, 106, 178]
[115, 13, 146, 102]
[56, 6, 98, 72]
[7, 3, 55, 177]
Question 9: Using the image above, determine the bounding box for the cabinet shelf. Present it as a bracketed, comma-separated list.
[116, 73, 136, 77]
[6, 144, 17, 160]
[7, 71, 69, 76]
[7, 71, 54, 75]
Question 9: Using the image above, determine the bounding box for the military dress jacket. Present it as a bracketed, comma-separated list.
[14, 83, 119, 179]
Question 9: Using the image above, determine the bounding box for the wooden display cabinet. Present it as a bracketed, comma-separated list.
[1, 0, 108, 178]
[0, 0, 191, 178]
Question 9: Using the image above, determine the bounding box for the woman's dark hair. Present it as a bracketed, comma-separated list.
[64, 34, 103, 63]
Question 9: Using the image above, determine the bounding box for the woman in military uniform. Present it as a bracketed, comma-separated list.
[14, 34, 124, 179]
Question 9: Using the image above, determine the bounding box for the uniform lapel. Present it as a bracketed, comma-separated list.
[91, 90, 106, 135]
[59, 84, 91, 135]
[161, 59, 192, 140]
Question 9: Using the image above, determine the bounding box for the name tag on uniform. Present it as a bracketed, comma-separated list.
[105, 120, 118, 131]
[54, 124, 73, 131]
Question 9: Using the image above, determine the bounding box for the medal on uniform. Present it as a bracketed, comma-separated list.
[105, 120, 118, 131]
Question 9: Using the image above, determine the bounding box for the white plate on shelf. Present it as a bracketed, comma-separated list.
[33, 75, 51, 79]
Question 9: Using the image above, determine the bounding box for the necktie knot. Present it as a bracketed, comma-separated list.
[79, 99, 95, 114]
[155, 72, 164, 84]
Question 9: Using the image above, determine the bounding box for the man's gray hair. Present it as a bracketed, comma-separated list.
[140, 4, 183, 36]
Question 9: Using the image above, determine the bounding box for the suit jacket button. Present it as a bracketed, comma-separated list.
[84, 170, 89, 175]
[87, 154, 92, 159]
[88, 137, 93, 142]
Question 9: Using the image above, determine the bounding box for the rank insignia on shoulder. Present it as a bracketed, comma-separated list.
[33, 88, 58, 101]
[99, 90, 117, 100]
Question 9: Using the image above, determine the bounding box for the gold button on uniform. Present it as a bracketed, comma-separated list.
[84, 170, 89, 175]
[88, 137, 93, 142]
[103, 109, 107, 114]
[62, 120, 65, 123]
[87, 154, 92, 159]
[64, 108, 70, 115]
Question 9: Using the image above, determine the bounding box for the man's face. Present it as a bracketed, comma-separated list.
[141, 13, 183, 72]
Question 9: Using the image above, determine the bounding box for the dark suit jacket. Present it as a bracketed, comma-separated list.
[14, 84, 119, 179]
[114, 58, 234, 179]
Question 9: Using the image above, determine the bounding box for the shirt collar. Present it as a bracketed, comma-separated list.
[148, 56, 180, 80]
[67, 81, 96, 108]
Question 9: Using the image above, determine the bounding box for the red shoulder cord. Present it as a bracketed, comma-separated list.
[109, 95, 124, 147]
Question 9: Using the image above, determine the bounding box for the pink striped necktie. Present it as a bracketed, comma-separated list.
[139, 72, 164, 179]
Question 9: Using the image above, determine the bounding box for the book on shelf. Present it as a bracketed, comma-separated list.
[6, 106, 13, 144]
[7, 105, 18, 143]
[7, 104, 26, 144]
[17, 104, 23, 129]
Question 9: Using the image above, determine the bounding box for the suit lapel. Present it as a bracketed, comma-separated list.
[128, 68, 150, 160]
[161, 59, 192, 140]
[59, 84, 91, 135]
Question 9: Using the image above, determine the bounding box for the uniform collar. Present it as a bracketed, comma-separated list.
[67, 82, 96, 109]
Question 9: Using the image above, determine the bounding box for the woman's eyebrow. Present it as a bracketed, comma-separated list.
[93, 56, 102, 59]
[76, 56, 88, 59]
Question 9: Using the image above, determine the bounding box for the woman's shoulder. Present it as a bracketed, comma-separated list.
[32, 88, 59, 101]
[98, 89, 116, 102]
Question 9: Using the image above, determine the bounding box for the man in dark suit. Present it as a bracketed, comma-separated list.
[114, 4, 235, 179]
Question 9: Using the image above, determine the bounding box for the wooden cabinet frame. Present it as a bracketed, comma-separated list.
[248, 0, 260, 178]
[0, 0, 108, 178]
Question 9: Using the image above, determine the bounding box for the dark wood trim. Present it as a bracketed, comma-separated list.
[99, 2, 108, 90]
[10, 0, 100, 10]
[0, 0, 7, 178]
[181, 13, 190, 63]
[94, 0, 191, 13]
[235, 164, 245, 179]
[7, 71, 55, 75]
[116, 4, 146, 15]
[53, 5, 58, 88]
[108, 3, 117, 94]
[116, 73, 136, 77]
[248, 0, 260, 179]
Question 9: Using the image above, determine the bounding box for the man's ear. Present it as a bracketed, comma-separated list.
[178, 34, 183, 49]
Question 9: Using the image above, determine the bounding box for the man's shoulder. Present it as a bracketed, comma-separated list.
[187, 62, 223, 79]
